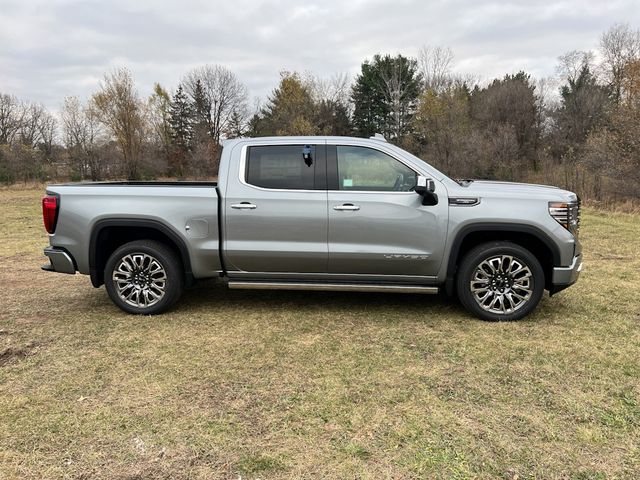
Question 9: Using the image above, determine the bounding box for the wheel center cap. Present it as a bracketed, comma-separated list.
[492, 273, 510, 291]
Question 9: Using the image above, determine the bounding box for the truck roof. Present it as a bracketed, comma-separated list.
[221, 135, 388, 147]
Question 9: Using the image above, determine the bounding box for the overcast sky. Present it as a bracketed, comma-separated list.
[1, 0, 639, 111]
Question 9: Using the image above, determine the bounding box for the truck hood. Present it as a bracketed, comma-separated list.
[460, 180, 578, 201]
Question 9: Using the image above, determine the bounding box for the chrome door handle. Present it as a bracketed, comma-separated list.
[231, 202, 257, 210]
[333, 204, 360, 211]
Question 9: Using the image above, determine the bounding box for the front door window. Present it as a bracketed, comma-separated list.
[337, 146, 417, 192]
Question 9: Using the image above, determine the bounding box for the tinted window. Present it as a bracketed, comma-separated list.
[246, 145, 316, 190]
[337, 146, 417, 191]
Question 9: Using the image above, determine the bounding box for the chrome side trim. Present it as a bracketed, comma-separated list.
[237, 142, 427, 194]
[225, 271, 438, 283]
[327, 190, 415, 196]
[228, 281, 438, 294]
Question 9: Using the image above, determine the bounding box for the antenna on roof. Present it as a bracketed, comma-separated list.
[370, 133, 387, 142]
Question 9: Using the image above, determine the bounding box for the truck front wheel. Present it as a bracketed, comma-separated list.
[104, 240, 183, 315]
[456, 241, 544, 321]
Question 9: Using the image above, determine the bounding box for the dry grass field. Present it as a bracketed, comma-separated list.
[0, 187, 639, 479]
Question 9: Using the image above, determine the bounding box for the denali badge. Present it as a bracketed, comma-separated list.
[449, 197, 480, 206]
[383, 254, 430, 260]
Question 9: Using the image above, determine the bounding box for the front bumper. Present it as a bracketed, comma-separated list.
[550, 254, 582, 295]
[42, 246, 76, 274]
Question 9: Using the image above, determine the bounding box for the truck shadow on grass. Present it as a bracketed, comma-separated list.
[172, 279, 555, 323]
[77, 277, 557, 323]
[184, 278, 452, 308]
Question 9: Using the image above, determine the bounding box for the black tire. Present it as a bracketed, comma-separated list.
[104, 240, 183, 315]
[456, 241, 544, 321]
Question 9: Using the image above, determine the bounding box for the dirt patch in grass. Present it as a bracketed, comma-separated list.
[0, 342, 39, 366]
[0, 347, 28, 365]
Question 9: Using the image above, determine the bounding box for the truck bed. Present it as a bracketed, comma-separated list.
[46, 182, 223, 281]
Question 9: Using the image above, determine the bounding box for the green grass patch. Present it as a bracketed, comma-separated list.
[0, 187, 639, 478]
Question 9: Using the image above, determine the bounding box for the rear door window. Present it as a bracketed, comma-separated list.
[246, 145, 316, 190]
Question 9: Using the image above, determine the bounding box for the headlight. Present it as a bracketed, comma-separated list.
[549, 200, 580, 235]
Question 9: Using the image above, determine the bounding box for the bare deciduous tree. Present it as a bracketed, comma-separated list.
[378, 56, 423, 140]
[418, 45, 455, 93]
[62, 97, 89, 149]
[599, 23, 640, 102]
[62, 96, 104, 180]
[148, 83, 173, 169]
[328, 72, 351, 108]
[18, 102, 46, 148]
[0, 96, 54, 183]
[557, 50, 595, 84]
[0, 93, 23, 145]
[91, 68, 148, 180]
[149, 83, 171, 154]
[38, 109, 57, 156]
[305, 72, 351, 107]
[299, 72, 353, 136]
[182, 65, 248, 145]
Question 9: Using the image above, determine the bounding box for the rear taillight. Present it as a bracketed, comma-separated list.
[42, 194, 59, 234]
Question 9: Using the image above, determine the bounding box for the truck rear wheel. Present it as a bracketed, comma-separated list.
[104, 240, 183, 315]
[456, 241, 544, 321]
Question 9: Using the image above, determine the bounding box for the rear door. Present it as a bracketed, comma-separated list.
[223, 143, 328, 273]
[327, 144, 448, 277]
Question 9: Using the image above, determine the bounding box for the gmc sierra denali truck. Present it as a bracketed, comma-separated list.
[41, 135, 582, 321]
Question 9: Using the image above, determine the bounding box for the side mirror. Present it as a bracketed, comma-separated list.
[414, 176, 435, 195]
[414, 176, 438, 206]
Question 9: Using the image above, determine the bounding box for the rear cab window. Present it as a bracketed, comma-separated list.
[246, 145, 317, 190]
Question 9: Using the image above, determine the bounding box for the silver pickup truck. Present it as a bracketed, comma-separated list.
[41, 135, 582, 321]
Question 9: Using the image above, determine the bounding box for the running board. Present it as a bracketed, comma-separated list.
[227, 281, 438, 294]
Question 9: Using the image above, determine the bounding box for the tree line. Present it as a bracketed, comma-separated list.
[1, 23, 639, 203]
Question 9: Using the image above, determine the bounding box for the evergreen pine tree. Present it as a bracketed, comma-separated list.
[168, 84, 194, 176]
[169, 84, 193, 150]
[351, 54, 422, 141]
[225, 108, 247, 138]
[192, 79, 212, 139]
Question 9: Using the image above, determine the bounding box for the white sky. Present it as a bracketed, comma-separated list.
[1, 0, 639, 111]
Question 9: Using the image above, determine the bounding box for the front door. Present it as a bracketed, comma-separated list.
[224, 143, 328, 273]
[327, 145, 448, 277]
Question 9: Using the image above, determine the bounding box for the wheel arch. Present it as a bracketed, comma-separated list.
[89, 218, 193, 288]
[445, 223, 560, 294]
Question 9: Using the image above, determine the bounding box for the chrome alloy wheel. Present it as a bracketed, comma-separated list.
[470, 255, 533, 315]
[112, 253, 167, 308]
